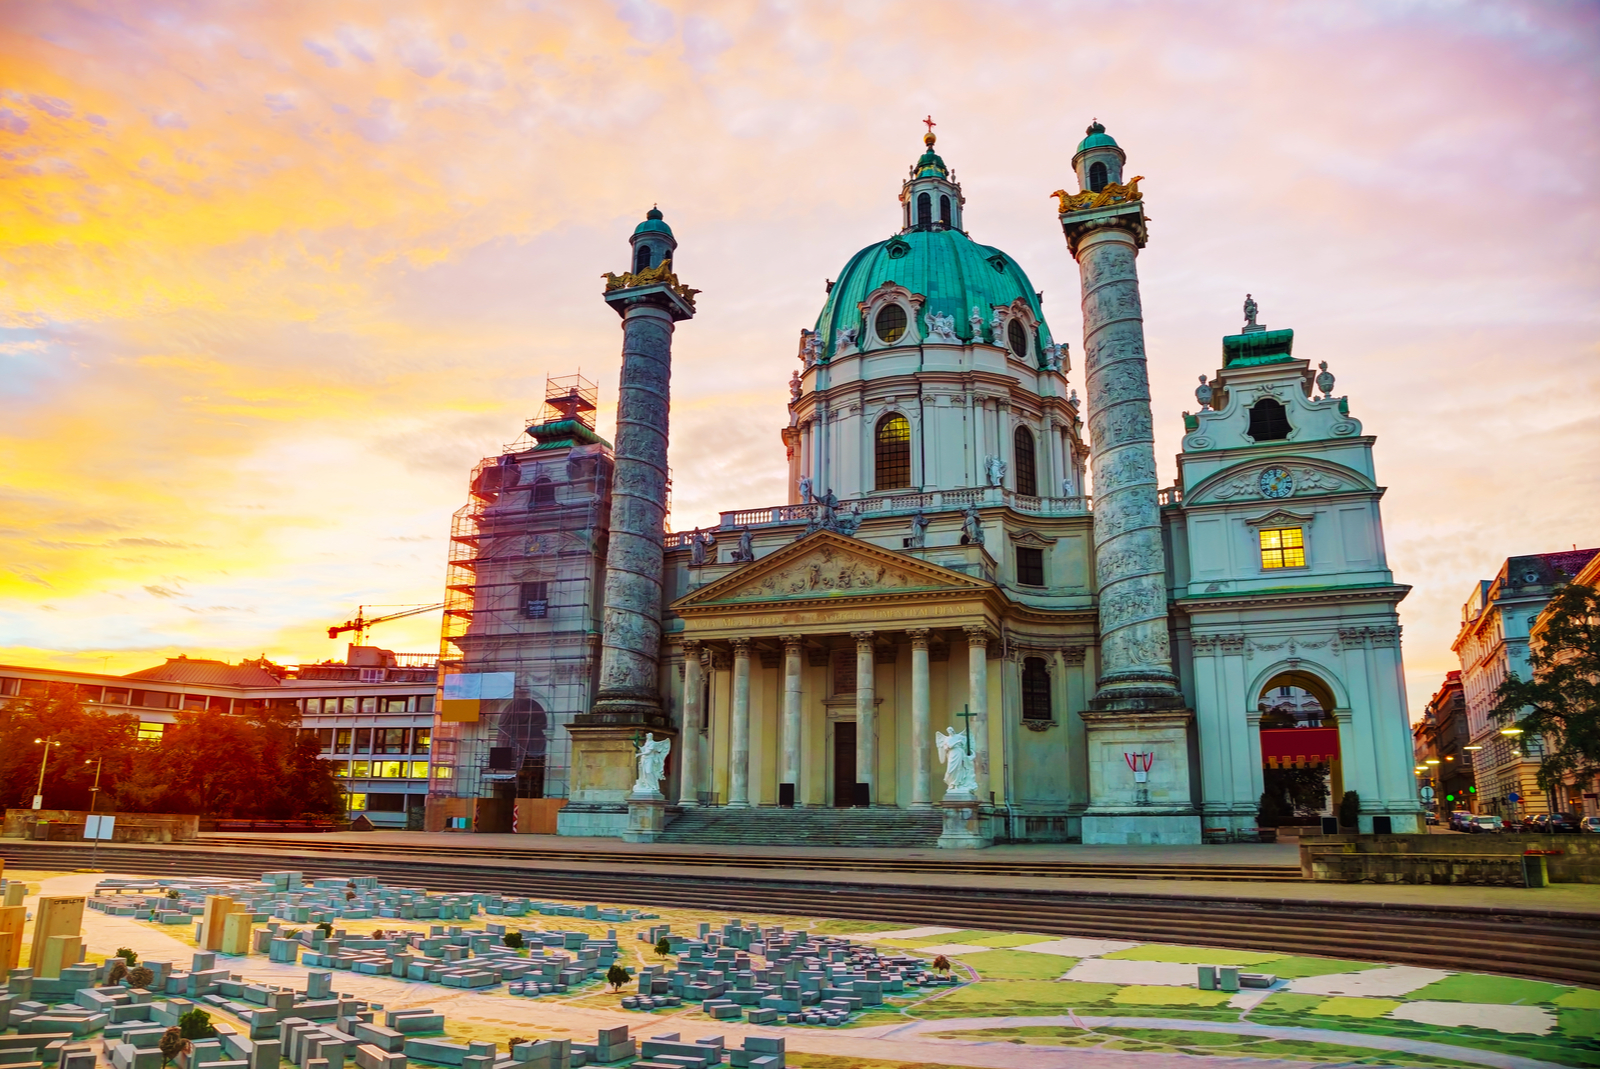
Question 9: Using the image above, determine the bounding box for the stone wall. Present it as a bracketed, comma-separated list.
[1, 809, 199, 842]
[1301, 833, 1600, 884]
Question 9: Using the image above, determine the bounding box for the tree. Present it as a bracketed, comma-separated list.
[506, 1038, 528, 1053]
[1338, 790, 1360, 829]
[1257, 790, 1283, 829]
[653, 937, 671, 958]
[128, 966, 155, 990]
[503, 931, 524, 950]
[107, 960, 129, 985]
[1490, 582, 1600, 796]
[931, 955, 951, 975]
[158, 1027, 188, 1067]
[1260, 766, 1329, 823]
[116, 947, 139, 966]
[178, 1008, 216, 1040]
[315, 922, 334, 938]
[605, 963, 631, 992]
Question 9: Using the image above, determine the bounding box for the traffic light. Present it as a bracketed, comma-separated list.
[1445, 794, 1455, 802]
[1468, 786, 1477, 793]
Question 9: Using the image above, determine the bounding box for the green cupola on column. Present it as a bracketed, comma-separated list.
[1073, 120, 1125, 193]
[630, 206, 677, 273]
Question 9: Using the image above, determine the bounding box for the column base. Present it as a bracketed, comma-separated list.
[1081, 812, 1201, 845]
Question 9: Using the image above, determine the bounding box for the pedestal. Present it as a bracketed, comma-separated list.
[558, 723, 676, 839]
[937, 796, 992, 850]
[621, 795, 670, 844]
[1080, 706, 1202, 845]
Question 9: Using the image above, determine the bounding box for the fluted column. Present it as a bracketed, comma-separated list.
[909, 629, 932, 808]
[677, 641, 703, 807]
[853, 630, 876, 805]
[965, 625, 991, 798]
[728, 638, 751, 807]
[781, 635, 803, 803]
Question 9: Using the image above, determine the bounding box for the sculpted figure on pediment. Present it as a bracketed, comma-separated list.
[725, 545, 925, 600]
[1293, 466, 1346, 492]
[1211, 471, 1259, 501]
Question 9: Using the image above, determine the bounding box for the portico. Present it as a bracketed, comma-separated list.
[667, 532, 1010, 810]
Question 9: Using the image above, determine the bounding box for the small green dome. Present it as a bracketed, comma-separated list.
[1076, 120, 1118, 153]
[813, 229, 1053, 361]
[633, 206, 673, 236]
[914, 131, 948, 177]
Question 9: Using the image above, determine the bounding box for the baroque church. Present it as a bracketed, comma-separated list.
[428, 123, 1420, 846]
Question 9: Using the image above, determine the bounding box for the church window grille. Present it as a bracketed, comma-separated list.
[1247, 398, 1292, 441]
[939, 194, 951, 226]
[1013, 426, 1037, 496]
[521, 581, 550, 619]
[874, 303, 907, 344]
[531, 479, 556, 506]
[1007, 318, 1028, 358]
[634, 245, 653, 272]
[917, 192, 932, 228]
[1022, 657, 1052, 720]
[1016, 547, 1045, 587]
[1259, 527, 1305, 569]
[1089, 161, 1108, 192]
[875, 414, 912, 490]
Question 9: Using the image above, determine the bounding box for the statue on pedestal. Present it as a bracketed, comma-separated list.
[632, 733, 671, 797]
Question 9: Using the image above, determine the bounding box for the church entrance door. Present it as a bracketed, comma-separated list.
[833, 721, 857, 807]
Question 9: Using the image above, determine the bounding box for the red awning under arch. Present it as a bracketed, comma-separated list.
[1260, 726, 1339, 768]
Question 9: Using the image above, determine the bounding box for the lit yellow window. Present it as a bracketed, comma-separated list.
[350, 760, 371, 778]
[408, 761, 430, 779]
[137, 722, 165, 742]
[379, 760, 403, 779]
[347, 793, 367, 812]
[434, 765, 454, 780]
[1259, 527, 1305, 569]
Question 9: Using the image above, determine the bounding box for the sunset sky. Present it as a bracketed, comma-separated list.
[1, 1, 1596, 717]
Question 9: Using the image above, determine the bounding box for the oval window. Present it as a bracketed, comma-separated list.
[1007, 319, 1028, 357]
[875, 304, 908, 344]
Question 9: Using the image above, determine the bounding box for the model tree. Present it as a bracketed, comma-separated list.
[1491, 582, 1600, 796]
[605, 963, 631, 992]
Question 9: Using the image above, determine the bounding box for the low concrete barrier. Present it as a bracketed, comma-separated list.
[2, 810, 198, 843]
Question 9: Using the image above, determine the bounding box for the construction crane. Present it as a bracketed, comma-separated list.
[327, 603, 445, 644]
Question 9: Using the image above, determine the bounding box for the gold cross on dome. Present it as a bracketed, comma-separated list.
[923, 115, 936, 134]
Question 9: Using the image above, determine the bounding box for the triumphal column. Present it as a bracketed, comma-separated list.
[558, 208, 698, 837]
[1056, 122, 1200, 844]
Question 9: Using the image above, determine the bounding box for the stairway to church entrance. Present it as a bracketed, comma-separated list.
[656, 806, 941, 848]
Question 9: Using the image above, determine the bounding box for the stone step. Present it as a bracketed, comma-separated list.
[658, 807, 942, 848]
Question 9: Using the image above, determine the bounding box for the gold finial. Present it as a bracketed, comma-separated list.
[923, 114, 936, 146]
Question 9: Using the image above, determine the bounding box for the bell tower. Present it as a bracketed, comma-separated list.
[1056, 121, 1200, 845]
[899, 118, 965, 233]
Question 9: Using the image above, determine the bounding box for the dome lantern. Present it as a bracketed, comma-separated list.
[899, 118, 965, 234]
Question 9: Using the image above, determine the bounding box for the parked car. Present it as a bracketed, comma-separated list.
[1449, 810, 1475, 831]
[1466, 815, 1503, 833]
[1546, 812, 1582, 834]
[1425, 812, 1440, 826]
[1581, 816, 1600, 834]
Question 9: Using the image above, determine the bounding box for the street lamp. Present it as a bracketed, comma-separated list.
[84, 757, 105, 868]
[31, 737, 61, 810]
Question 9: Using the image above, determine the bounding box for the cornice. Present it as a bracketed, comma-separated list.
[1176, 583, 1411, 612]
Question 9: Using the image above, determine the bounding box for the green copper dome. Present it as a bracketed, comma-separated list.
[813, 228, 1053, 361]
[914, 132, 948, 177]
[633, 206, 673, 236]
[1076, 120, 1118, 154]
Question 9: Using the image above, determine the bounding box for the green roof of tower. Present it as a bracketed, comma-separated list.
[914, 131, 948, 177]
[1076, 120, 1118, 153]
[633, 206, 672, 236]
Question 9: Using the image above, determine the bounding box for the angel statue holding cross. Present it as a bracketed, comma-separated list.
[935, 726, 978, 798]
[632, 732, 671, 797]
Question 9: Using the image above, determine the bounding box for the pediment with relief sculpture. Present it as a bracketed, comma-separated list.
[675, 531, 987, 609]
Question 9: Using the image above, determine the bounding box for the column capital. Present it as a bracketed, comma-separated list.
[963, 624, 993, 646]
[681, 638, 702, 652]
[851, 630, 876, 648]
[780, 634, 805, 651]
[731, 637, 751, 655]
[907, 628, 931, 649]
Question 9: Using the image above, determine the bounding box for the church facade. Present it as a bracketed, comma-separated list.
[434, 123, 1421, 845]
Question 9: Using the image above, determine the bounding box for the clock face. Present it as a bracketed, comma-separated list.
[1259, 467, 1294, 499]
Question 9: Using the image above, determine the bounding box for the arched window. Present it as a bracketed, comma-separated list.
[1013, 426, 1037, 497]
[1007, 319, 1028, 358]
[1088, 161, 1108, 192]
[531, 479, 556, 506]
[1247, 398, 1292, 442]
[1022, 658, 1052, 721]
[939, 194, 951, 226]
[916, 192, 932, 228]
[874, 414, 912, 491]
[874, 303, 907, 344]
[634, 245, 652, 272]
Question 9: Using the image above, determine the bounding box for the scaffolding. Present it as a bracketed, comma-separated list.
[431, 374, 612, 825]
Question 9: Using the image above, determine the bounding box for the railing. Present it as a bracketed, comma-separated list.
[698, 488, 1092, 534]
[1159, 485, 1183, 506]
[392, 653, 438, 668]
